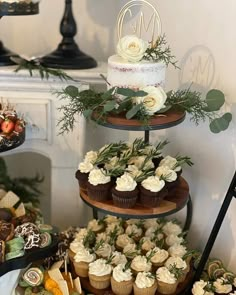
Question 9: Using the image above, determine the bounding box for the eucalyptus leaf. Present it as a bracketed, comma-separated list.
[209, 113, 232, 133]
[65, 85, 79, 98]
[126, 104, 142, 119]
[101, 87, 115, 100]
[116, 88, 137, 97]
[103, 101, 116, 112]
[206, 89, 225, 111]
[83, 109, 93, 118]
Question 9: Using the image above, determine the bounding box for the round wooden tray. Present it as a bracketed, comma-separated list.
[0, 234, 59, 276]
[92, 109, 186, 131]
[80, 177, 189, 219]
[80, 269, 194, 295]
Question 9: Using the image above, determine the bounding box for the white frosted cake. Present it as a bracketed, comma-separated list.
[107, 55, 166, 89]
[107, 35, 166, 90]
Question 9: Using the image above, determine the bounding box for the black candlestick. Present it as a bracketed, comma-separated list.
[40, 0, 97, 69]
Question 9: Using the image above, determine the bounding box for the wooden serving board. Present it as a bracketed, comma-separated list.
[92, 109, 186, 130]
[80, 177, 189, 218]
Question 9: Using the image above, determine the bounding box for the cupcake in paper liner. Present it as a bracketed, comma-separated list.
[73, 245, 96, 277]
[88, 258, 112, 289]
[133, 271, 157, 295]
[139, 176, 167, 208]
[156, 266, 178, 294]
[87, 168, 112, 201]
[112, 173, 138, 208]
[111, 263, 134, 295]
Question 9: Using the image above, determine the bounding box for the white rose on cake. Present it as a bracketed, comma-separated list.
[134, 86, 167, 115]
[117, 35, 148, 62]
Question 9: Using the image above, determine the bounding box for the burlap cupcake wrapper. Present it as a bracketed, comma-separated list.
[133, 281, 157, 295]
[89, 273, 111, 289]
[111, 276, 133, 295]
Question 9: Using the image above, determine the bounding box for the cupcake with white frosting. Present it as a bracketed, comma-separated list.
[192, 280, 214, 295]
[87, 168, 112, 201]
[133, 272, 157, 295]
[112, 173, 138, 208]
[140, 237, 156, 254]
[147, 247, 169, 269]
[162, 221, 182, 236]
[131, 255, 152, 275]
[111, 251, 128, 266]
[165, 234, 184, 247]
[168, 243, 187, 258]
[165, 256, 187, 283]
[156, 266, 178, 294]
[123, 243, 141, 260]
[125, 224, 143, 242]
[87, 218, 105, 234]
[75, 150, 97, 189]
[88, 258, 113, 289]
[155, 165, 178, 190]
[213, 278, 233, 294]
[139, 176, 167, 208]
[95, 241, 113, 259]
[116, 234, 134, 251]
[111, 263, 134, 295]
[73, 245, 96, 277]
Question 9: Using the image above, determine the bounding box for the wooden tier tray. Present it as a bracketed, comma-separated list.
[80, 177, 189, 219]
[80, 269, 194, 295]
[92, 109, 186, 131]
[0, 234, 59, 276]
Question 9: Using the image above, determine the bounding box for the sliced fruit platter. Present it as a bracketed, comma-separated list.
[0, 103, 26, 152]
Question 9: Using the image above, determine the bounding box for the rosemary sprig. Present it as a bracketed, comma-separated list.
[11, 56, 77, 82]
[142, 35, 179, 68]
[93, 239, 105, 252]
[94, 142, 126, 165]
[83, 230, 96, 248]
[168, 264, 184, 280]
[123, 261, 132, 272]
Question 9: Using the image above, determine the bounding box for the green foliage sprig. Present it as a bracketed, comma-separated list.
[11, 56, 77, 82]
[0, 157, 43, 206]
[57, 85, 232, 134]
[143, 34, 179, 68]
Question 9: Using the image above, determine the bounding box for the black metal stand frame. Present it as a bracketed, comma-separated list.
[189, 171, 236, 288]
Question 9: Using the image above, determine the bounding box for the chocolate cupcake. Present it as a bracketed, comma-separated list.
[87, 168, 112, 201]
[112, 173, 138, 208]
[139, 176, 167, 208]
[75, 161, 94, 190]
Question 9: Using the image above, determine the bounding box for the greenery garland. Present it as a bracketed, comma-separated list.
[56, 85, 232, 134]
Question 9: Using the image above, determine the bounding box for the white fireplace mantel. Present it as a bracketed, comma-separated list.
[0, 62, 107, 229]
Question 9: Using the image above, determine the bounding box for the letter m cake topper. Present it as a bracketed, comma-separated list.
[117, 0, 162, 43]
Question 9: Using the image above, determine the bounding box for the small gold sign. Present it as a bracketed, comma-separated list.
[117, 0, 162, 42]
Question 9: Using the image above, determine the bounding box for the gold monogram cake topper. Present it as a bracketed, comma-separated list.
[117, 0, 162, 42]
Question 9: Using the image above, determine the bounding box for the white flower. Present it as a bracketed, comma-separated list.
[117, 35, 148, 62]
[134, 86, 167, 115]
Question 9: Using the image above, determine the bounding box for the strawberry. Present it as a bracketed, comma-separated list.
[1, 119, 15, 134]
[14, 119, 25, 133]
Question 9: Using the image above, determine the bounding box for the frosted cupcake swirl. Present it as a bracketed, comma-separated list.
[95, 243, 113, 258]
[111, 251, 127, 265]
[106, 223, 124, 235]
[112, 263, 133, 282]
[69, 240, 84, 254]
[116, 234, 134, 248]
[87, 219, 104, 232]
[165, 234, 184, 247]
[78, 161, 94, 173]
[88, 168, 111, 185]
[75, 228, 88, 242]
[123, 243, 140, 259]
[144, 218, 158, 229]
[74, 246, 96, 263]
[156, 266, 176, 284]
[162, 221, 182, 236]
[84, 150, 98, 164]
[125, 224, 142, 238]
[147, 247, 169, 264]
[141, 237, 155, 252]
[192, 280, 214, 295]
[155, 166, 177, 182]
[213, 278, 232, 294]
[159, 156, 181, 172]
[131, 255, 152, 272]
[165, 256, 187, 270]
[141, 176, 165, 192]
[115, 173, 137, 191]
[89, 259, 112, 276]
[104, 215, 121, 224]
[168, 243, 187, 258]
[135, 272, 155, 288]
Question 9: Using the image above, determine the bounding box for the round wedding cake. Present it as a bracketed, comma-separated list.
[107, 35, 166, 90]
[0, 0, 39, 16]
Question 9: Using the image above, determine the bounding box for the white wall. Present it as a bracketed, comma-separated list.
[1, 0, 236, 272]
